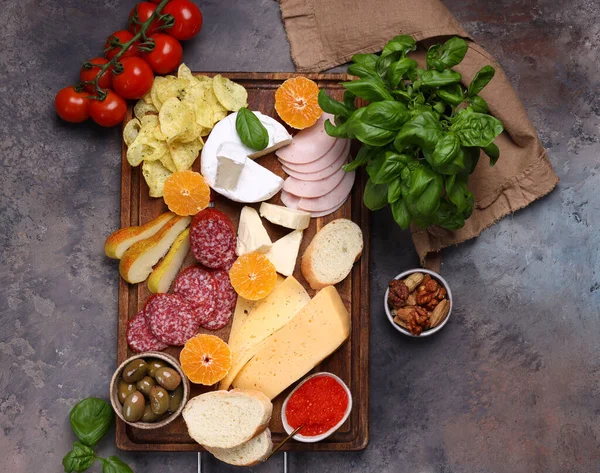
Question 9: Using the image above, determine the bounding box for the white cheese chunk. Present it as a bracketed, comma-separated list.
[215, 142, 248, 191]
[265, 230, 303, 276]
[236, 206, 272, 256]
[259, 203, 311, 230]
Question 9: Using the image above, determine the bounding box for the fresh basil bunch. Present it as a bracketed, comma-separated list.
[62, 398, 133, 473]
[319, 35, 503, 230]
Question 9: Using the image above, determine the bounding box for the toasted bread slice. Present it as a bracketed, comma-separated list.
[206, 428, 272, 466]
[301, 218, 363, 290]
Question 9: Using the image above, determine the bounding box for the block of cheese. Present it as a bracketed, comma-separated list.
[265, 230, 303, 277]
[259, 203, 311, 230]
[232, 286, 351, 399]
[215, 142, 247, 191]
[220, 276, 310, 390]
[236, 206, 272, 256]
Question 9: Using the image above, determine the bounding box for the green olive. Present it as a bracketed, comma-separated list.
[168, 385, 184, 413]
[136, 376, 156, 396]
[155, 367, 181, 391]
[147, 359, 167, 378]
[117, 380, 137, 405]
[123, 391, 145, 422]
[140, 403, 159, 423]
[149, 386, 169, 415]
[122, 359, 148, 383]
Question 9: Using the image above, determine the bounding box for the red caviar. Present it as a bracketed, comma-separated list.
[285, 375, 349, 436]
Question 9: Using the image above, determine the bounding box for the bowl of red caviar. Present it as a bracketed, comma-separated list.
[281, 372, 352, 443]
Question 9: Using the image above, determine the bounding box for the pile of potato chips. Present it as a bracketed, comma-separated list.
[123, 63, 248, 197]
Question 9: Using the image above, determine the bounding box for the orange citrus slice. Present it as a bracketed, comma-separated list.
[274, 77, 322, 129]
[163, 170, 210, 216]
[180, 334, 232, 385]
[229, 252, 277, 301]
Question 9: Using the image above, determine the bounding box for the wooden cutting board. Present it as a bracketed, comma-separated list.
[115, 72, 369, 452]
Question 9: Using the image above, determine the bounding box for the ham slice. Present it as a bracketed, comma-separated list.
[309, 197, 348, 218]
[279, 139, 350, 174]
[283, 167, 346, 198]
[275, 113, 337, 164]
[281, 171, 355, 213]
[280, 190, 301, 209]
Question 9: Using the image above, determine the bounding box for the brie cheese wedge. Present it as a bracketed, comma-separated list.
[236, 206, 272, 256]
[215, 142, 247, 191]
[265, 230, 303, 276]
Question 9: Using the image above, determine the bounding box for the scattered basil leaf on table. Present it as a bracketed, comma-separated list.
[69, 398, 113, 447]
[62, 442, 96, 473]
[99, 456, 135, 473]
[235, 107, 269, 150]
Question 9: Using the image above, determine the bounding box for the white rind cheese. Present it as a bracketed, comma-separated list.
[259, 203, 311, 230]
[215, 142, 247, 191]
[236, 206, 272, 256]
[265, 230, 303, 277]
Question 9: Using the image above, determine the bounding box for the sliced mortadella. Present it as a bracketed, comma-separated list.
[283, 167, 346, 198]
[281, 145, 349, 181]
[279, 139, 350, 173]
[275, 113, 337, 164]
[296, 170, 355, 212]
[309, 197, 349, 218]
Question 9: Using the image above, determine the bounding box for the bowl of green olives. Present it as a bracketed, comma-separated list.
[109, 352, 190, 429]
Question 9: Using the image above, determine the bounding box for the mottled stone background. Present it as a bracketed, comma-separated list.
[1, 0, 599, 472]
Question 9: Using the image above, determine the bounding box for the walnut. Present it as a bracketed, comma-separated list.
[416, 275, 441, 310]
[388, 279, 410, 309]
[393, 305, 431, 336]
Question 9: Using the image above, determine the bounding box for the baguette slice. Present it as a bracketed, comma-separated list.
[206, 428, 272, 466]
[301, 218, 363, 290]
[182, 389, 272, 449]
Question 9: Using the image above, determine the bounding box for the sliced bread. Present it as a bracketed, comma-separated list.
[206, 428, 272, 466]
[301, 218, 363, 290]
[182, 389, 272, 449]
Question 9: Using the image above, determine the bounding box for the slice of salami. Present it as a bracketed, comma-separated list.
[146, 293, 200, 346]
[126, 307, 169, 353]
[190, 208, 236, 269]
[173, 265, 216, 326]
[203, 269, 238, 330]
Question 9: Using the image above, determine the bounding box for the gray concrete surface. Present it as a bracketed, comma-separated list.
[1, 0, 599, 472]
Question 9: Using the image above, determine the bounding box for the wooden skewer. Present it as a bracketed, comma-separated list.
[264, 424, 305, 462]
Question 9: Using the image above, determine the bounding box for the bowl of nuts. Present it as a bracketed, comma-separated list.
[384, 269, 452, 337]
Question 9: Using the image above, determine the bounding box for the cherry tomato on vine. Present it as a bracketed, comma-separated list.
[105, 30, 140, 60]
[111, 57, 154, 100]
[141, 33, 183, 74]
[89, 90, 128, 127]
[79, 57, 112, 92]
[129, 2, 162, 35]
[55, 86, 90, 123]
[162, 0, 202, 41]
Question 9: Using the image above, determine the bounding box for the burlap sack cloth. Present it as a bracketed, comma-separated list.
[279, 0, 558, 269]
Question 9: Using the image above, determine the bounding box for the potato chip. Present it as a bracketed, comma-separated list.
[142, 160, 172, 198]
[153, 125, 166, 141]
[134, 100, 158, 120]
[177, 63, 194, 80]
[173, 120, 202, 144]
[150, 76, 167, 110]
[195, 75, 212, 84]
[170, 137, 204, 171]
[213, 74, 248, 112]
[160, 149, 177, 172]
[157, 77, 191, 104]
[140, 114, 159, 128]
[127, 126, 167, 166]
[123, 118, 141, 147]
[159, 97, 195, 144]
[141, 91, 153, 105]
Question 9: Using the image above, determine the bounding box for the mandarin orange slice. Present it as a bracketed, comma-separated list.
[274, 77, 322, 129]
[229, 252, 277, 301]
[163, 170, 210, 216]
[180, 334, 232, 385]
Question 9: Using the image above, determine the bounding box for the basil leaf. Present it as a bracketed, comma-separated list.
[351, 53, 379, 69]
[348, 63, 381, 81]
[467, 95, 489, 113]
[346, 108, 397, 147]
[63, 442, 95, 473]
[317, 90, 354, 118]
[363, 179, 388, 211]
[468, 65, 495, 97]
[437, 83, 464, 106]
[343, 91, 357, 110]
[419, 69, 462, 87]
[388, 179, 403, 204]
[426, 44, 442, 71]
[387, 58, 418, 87]
[408, 165, 437, 197]
[376, 51, 402, 78]
[69, 398, 113, 447]
[324, 119, 350, 139]
[343, 145, 376, 172]
[391, 198, 411, 229]
[342, 78, 393, 102]
[452, 112, 503, 147]
[432, 133, 460, 168]
[99, 456, 134, 473]
[370, 151, 409, 184]
[366, 151, 386, 181]
[236, 108, 269, 151]
[416, 174, 444, 216]
[394, 111, 443, 153]
[445, 175, 472, 215]
[483, 142, 500, 166]
[436, 147, 473, 175]
[362, 101, 409, 130]
[436, 200, 466, 230]
[382, 35, 416, 57]
[438, 37, 468, 69]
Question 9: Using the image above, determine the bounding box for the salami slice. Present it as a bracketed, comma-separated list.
[173, 266, 216, 326]
[203, 269, 238, 330]
[190, 208, 236, 269]
[146, 294, 200, 346]
[126, 307, 169, 353]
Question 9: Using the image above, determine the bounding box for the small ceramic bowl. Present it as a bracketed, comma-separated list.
[384, 268, 453, 337]
[109, 351, 190, 430]
[281, 372, 352, 443]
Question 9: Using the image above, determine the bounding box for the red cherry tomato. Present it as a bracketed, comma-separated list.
[163, 0, 202, 41]
[140, 33, 183, 74]
[129, 2, 162, 35]
[89, 90, 128, 127]
[105, 30, 140, 60]
[112, 57, 154, 100]
[55, 86, 90, 123]
[79, 57, 112, 92]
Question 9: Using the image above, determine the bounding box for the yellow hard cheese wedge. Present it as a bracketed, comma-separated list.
[147, 228, 190, 293]
[232, 286, 351, 399]
[220, 276, 309, 390]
